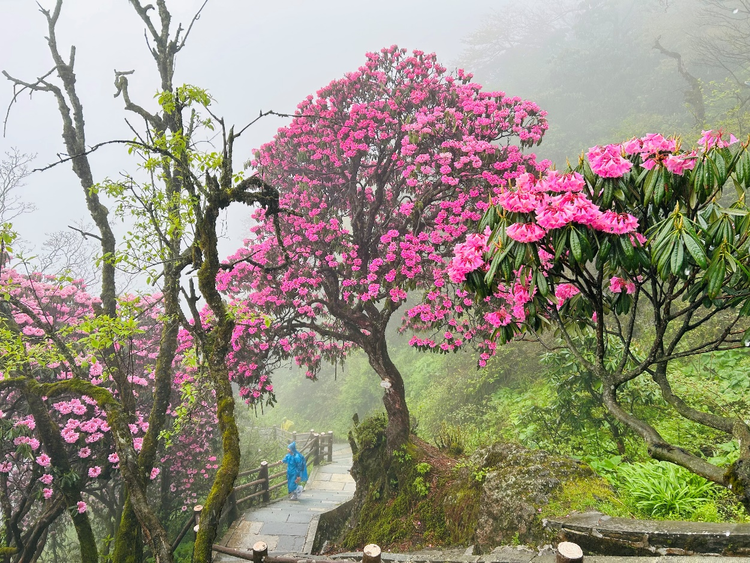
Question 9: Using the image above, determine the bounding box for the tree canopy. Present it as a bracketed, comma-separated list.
[221, 46, 547, 451]
[446, 129, 750, 508]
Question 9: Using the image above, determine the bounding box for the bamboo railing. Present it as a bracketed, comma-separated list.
[170, 427, 335, 554]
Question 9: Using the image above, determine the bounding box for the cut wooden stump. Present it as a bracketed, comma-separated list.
[556, 541, 583, 563]
[362, 543, 382, 563]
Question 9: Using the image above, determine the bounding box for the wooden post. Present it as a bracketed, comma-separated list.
[313, 433, 320, 466]
[259, 461, 270, 503]
[292, 431, 297, 446]
[193, 504, 203, 535]
[252, 540, 268, 563]
[556, 541, 583, 563]
[362, 544, 381, 563]
[327, 431, 333, 462]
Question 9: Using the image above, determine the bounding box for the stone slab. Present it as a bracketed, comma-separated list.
[314, 481, 347, 491]
[260, 521, 310, 536]
[226, 533, 278, 551]
[286, 511, 315, 523]
[275, 534, 306, 552]
[330, 473, 354, 483]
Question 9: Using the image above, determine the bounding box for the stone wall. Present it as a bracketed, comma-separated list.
[546, 511, 750, 556]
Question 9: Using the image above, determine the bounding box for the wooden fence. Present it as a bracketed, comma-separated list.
[170, 427, 335, 555]
[212, 540, 583, 563]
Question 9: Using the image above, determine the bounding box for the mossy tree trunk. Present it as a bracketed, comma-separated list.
[361, 332, 410, 454]
[189, 129, 280, 562]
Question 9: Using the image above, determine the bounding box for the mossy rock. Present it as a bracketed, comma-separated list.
[471, 442, 611, 550]
[342, 418, 611, 553]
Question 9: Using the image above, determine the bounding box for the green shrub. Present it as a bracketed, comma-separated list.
[615, 461, 714, 519]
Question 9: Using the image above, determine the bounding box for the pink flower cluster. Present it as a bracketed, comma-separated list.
[610, 276, 635, 294]
[587, 145, 632, 178]
[698, 129, 738, 152]
[0, 267, 225, 524]
[447, 231, 490, 283]
[622, 133, 696, 175]
[495, 171, 639, 238]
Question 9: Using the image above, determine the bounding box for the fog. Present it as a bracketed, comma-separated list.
[0, 0, 745, 271]
[0, 0, 497, 258]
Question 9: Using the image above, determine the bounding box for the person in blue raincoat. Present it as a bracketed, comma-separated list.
[282, 442, 308, 500]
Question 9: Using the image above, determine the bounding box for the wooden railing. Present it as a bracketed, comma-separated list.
[170, 427, 335, 554]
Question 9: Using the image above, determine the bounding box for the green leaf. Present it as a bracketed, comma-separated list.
[643, 167, 660, 203]
[707, 258, 726, 298]
[619, 233, 635, 260]
[670, 240, 684, 276]
[569, 229, 582, 262]
[654, 172, 666, 206]
[536, 270, 549, 297]
[681, 232, 707, 269]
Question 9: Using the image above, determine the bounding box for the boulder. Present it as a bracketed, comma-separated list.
[471, 442, 595, 550]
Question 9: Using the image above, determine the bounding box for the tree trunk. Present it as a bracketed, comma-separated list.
[111, 495, 143, 563]
[191, 181, 242, 563]
[113, 265, 181, 563]
[725, 459, 750, 513]
[192, 345, 241, 563]
[364, 334, 410, 453]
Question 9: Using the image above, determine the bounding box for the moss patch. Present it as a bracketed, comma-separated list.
[540, 477, 630, 519]
[342, 416, 480, 551]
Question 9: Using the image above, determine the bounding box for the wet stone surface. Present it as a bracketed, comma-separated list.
[546, 511, 750, 556]
[215, 443, 355, 562]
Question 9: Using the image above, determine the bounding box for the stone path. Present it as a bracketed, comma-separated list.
[216, 442, 355, 561]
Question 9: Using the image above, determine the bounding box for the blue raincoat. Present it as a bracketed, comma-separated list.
[282, 441, 308, 494]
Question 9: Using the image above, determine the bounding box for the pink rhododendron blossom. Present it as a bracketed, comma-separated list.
[39, 474, 53, 485]
[43, 488, 53, 499]
[610, 276, 636, 294]
[554, 284, 580, 307]
[484, 309, 512, 327]
[0, 462, 11, 473]
[88, 466, 102, 478]
[535, 194, 574, 230]
[587, 144, 632, 178]
[663, 153, 697, 175]
[495, 173, 541, 212]
[698, 129, 738, 152]
[447, 231, 490, 282]
[639, 133, 677, 155]
[506, 222, 546, 243]
[77, 501, 87, 513]
[595, 211, 639, 234]
[151, 467, 160, 480]
[35, 454, 51, 468]
[78, 447, 91, 459]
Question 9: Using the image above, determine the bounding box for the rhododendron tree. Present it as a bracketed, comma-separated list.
[0, 266, 223, 561]
[440, 130, 750, 508]
[223, 46, 547, 451]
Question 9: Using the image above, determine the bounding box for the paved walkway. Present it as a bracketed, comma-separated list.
[216, 442, 355, 560]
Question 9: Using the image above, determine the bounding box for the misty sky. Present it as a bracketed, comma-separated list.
[0, 0, 500, 259]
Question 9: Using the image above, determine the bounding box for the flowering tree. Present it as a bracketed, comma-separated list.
[0, 265, 224, 561]
[222, 46, 547, 451]
[2, 1, 281, 561]
[442, 130, 750, 507]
